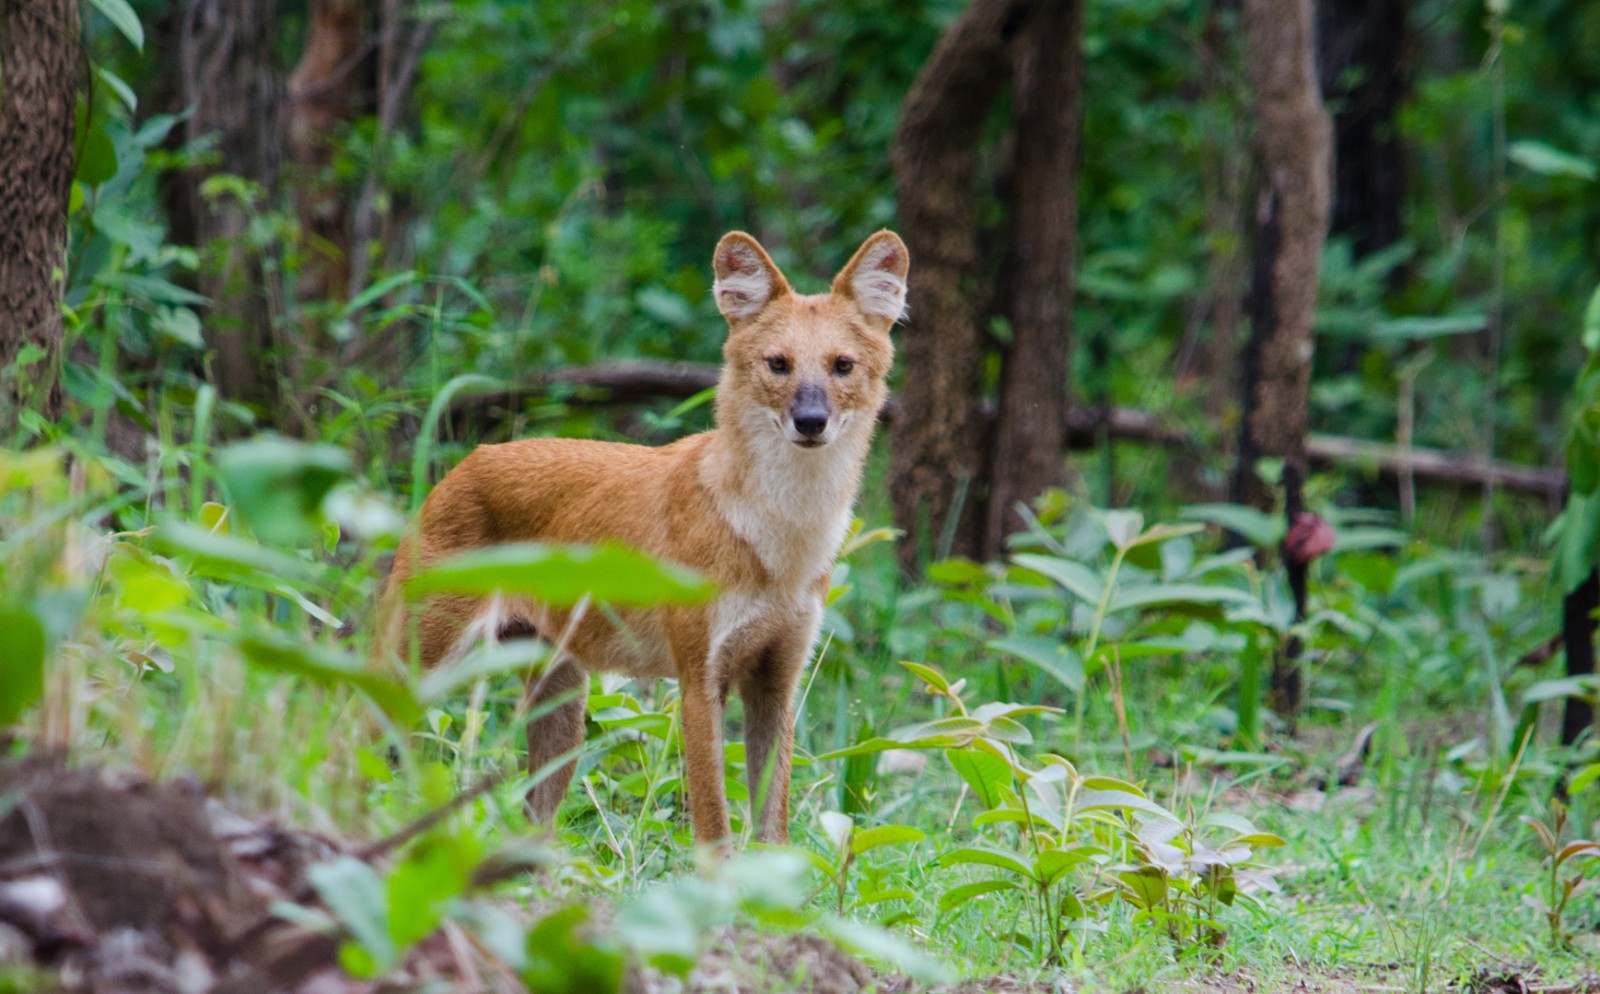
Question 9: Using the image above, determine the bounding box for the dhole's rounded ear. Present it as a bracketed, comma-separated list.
[713, 232, 791, 326]
[832, 230, 909, 327]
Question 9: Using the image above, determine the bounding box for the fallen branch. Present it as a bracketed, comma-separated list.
[450, 360, 1567, 498]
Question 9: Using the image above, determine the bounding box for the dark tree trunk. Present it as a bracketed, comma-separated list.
[1562, 568, 1598, 747]
[1235, 0, 1333, 720]
[1317, 0, 1410, 261]
[982, 0, 1082, 558]
[890, 0, 1024, 568]
[289, 0, 366, 318]
[179, 0, 284, 413]
[0, 0, 79, 423]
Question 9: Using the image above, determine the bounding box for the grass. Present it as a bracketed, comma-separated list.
[3, 401, 1598, 992]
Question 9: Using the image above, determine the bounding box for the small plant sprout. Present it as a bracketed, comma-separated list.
[1520, 800, 1600, 947]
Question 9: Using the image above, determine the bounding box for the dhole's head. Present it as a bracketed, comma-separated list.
[711, 230, 909, 450]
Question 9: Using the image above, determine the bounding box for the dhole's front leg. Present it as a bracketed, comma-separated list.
[678, 673, 731, 847]
[740, 636, 810, 844]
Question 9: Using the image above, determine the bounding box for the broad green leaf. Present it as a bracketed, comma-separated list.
[1508, 140, 1597, 180]
[1200, 811, 1258, 836]
[89, 0, 144, 48]
[988, 635, 1083, 693]
[1012, 554, 1105, 605]
[155, 520, 329, 590]
[948, 743, 1015, 809]
[1583, 283, 1600, 352]
[850, 825, 926, 856]
[1522, 677, 1598, 706]
[1103, 509, 1144, 550]
[344, 270, 420, 316]
[1181, 504, 1283, 547]
[0, 607, 46, 727]
[819, 810, 854, 853]
[1107, 583, 1256, 614]
[308, 857, 394, 975]
[1076, 788, 1178, 822]
[886, 716, 986, 746]
[1230, 832, 1287, 848]
[937, 845, 1034, 880]
[900, 660, 951, 693]
[816, 916, 951, 984]
[523, 904, 625, 994]
[218, 435, 352, 546]
[1570, 763, 1600, 794]
[388, 831, 482, 946]
[1117, 866, 1169, 910]
[406, 542, 716, 606]
[239, 629, 421, 726]
[937, 878, 1021, 913]
[1372, 314, 1487, 340]
[1034, 847, 1094, 885]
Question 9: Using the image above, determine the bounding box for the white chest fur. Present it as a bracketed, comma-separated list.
[713, 408, 865, 589]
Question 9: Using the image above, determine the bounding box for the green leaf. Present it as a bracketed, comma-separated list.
[89, 0, 144, 48]
[850, 824, 926, 856]
[1076, 788, 1179, 822]
[937, 878, 1021, 913]
[308, 857, 394, 975]
[1034, 847, 1094, 885]
[1522, 677, 1597, 706]
[345, 270, 420, 315]
[388, 831, 481, 947]
[1012, 554, 1105, 605]
[154, 520, 329, 590]
[218, 435, 352, 546]
[1117, 866, 1169, 910]
[1508, 140, 1597, 181]
[1181, 504, 1283, 547]
[1568, 763, 1600, 794]
[1583, 283, 1600, 352]
[988, 635, 1083, 694]
[406, 542, 716, 606]
[239, 629, 421, 726]
[1102, 509, 1145, 550]
[899, 660, 951, 693]
[1106, 583, 1256, 614]
[523, 904, 625, 994]
[937, 844, 1034, 880]
[947, 745, 1015, 809]
[816, 916, 951, 984]
[0, 607, 47, 727]
[74, 118, 118, 188]
[1372, 314, 1487, 340]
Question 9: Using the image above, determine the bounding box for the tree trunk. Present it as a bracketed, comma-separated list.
[0, 0, 78, 423]
[1317, 0, 1409, 261]
[982, 0, 1082, 558]
[179, 0, 284, 413]
[890, 0, 1023, 568]
[1235, 0, 1333, 719]
[288, 0, 365, 319]
[1561, 568, 1598, 747]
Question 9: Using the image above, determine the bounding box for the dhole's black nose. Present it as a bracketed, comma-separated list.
[791, 383, 830, 439]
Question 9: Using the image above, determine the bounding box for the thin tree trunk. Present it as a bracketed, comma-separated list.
[1562, 568, 1598, 747]
[1235, 0, 1333, 719]
[983, 0, 1082, 558]
[890, 0, 1023, 568]
[1317, 0, 1410, 262]
[0, 0, 79, 423]
[180, 0, 284, 413]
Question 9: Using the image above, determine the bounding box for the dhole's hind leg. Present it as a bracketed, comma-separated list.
[523, 658, 588, 821]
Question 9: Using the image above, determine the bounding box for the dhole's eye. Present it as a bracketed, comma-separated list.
[767, 356, 790, 375]
[833, 358, 855, 376]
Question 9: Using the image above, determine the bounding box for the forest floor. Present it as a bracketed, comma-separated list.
[2, 756, 1594, 994]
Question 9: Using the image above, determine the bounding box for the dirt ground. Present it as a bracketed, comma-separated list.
[0, 757, 1593, 994]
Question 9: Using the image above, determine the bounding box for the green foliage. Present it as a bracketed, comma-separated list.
[406, 541, 716, 606]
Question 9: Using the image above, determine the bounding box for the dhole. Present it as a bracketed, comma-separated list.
[378, 231, 909, 847]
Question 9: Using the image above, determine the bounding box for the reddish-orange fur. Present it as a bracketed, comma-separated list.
[377, 231, 909, 847]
